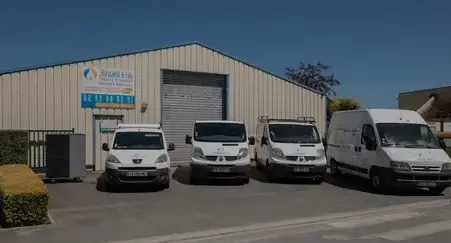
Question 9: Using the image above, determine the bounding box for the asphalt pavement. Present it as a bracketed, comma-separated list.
[0, 166, 450, 243]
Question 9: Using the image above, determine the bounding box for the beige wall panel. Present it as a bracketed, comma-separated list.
[43, 68, 53, 130]
[36, 69, 46, 130]
[2, 74, 11, 129]
[141, 53, 149, 124]
[135, 53, 142, 124]
[148, 52, 157, 123]
[152, 50, 161, 124]
[19, 72, 29, 129]
[52, 67, 62, 130]
[11, 73, 20, 129]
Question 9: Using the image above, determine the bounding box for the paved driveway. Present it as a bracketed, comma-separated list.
[1, 165, 450, 243]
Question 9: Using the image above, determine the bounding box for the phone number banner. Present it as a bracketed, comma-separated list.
[80, 67, 136, 109]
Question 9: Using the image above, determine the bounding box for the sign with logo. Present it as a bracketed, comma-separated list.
[80, 67, 135, 109]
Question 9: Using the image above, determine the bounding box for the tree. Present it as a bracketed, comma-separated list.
[285, 61, 340, 96]
[329, 97, 361, 113]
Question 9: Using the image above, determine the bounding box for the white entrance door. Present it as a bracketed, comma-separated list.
[93, 115, 124, 171]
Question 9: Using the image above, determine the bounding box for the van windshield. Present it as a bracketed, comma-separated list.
[376, 123, 440, 149]
[194, 123, 247, 142]
[112, 132, 164, 150]
[269, 124, 320, 143]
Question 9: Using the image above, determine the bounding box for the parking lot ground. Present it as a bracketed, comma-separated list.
[1, 165, 450, 243]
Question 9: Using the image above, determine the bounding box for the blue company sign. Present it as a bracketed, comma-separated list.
[80, 67, 135, 109]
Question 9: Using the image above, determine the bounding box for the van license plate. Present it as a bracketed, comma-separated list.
[294, 167, 309, 172]
[212, 167, 230, 173]
[126, 171, 148, 177]
[418, 182, 436, 187]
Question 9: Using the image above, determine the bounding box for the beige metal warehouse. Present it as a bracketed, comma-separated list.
[0, 43, 326, 171]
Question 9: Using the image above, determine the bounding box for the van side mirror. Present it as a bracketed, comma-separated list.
[261, 136, 268, 145]
[365, 138, 376, 151]
[102, 143, 110, 151]
[248, 136, 255, 145]
[168, 143, 175, 151]
[185, 135, 192, 145]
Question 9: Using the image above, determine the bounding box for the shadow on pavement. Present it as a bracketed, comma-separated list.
[324, 173, 443, 196]
[172, 166, 247, 186]
[248, 166, 324, 185]
[95, 172, 164, 193]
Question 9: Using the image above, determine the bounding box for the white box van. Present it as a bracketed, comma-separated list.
[102, 124, 175, 191]
[254, 116, 326, 183]
[185, 120, 255, 184]
[327, 109, 451, 194]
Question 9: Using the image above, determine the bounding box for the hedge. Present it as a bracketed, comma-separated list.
[0, 164, 49, 228]
[0, 130, 28, 166]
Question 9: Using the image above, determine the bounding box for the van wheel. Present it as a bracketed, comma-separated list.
[265, 161, 276, 182]
[370, 169, 388, 193]
[330, 160, 341, 177]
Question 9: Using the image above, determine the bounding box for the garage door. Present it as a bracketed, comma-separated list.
[162, 70, 226, 165]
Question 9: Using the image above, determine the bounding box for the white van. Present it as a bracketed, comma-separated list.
[254, 116, 326, 183]
[102, 124, 175, 191]
[185, 120, 255, 184]
[327, 109, 451, 194]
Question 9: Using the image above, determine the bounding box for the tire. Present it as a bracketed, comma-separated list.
[370, 169, 388, 193]
[265, 160, 276, 182]
[162, 180, 170, 189]
[429, 187, 447, 195]
[329, 160, 341, 177]
[241, 177, 250, 184]
[105, 179, 114, 192]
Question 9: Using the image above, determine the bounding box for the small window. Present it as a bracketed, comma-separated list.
[361, 124, 375, 144]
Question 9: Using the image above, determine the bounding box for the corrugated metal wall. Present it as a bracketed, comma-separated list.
[0, 43, 326, 170]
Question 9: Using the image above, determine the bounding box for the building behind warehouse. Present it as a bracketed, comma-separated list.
[0, 43, 327, 171]
[398, 86, 451, 132]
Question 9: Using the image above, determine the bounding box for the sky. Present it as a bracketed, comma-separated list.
[0, 0, 450, 108]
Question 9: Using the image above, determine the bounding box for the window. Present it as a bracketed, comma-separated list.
[194, 122, 247, 142]
[268, 124, 320, 144]
[361, 124, 375, 145]
[113, 132, 164, 150]
[376, 123, 440, 148]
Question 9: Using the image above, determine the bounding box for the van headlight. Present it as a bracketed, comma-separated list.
[272, 148, 285, 159]
[192, 147, 205, 159]
[237, 148, 248, 159]
[390, 161, 411, 171]
[441, 163, 451, 172]
[316, 149, 325, 159]
[106, 154, 120, 164]
[155, 154, 168, 163]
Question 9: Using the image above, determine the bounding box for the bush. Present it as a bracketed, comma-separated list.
[0, 164, 49, 228]
[0, 130, 28, 166]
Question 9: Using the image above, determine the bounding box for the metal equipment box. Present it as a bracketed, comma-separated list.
[45, 134, 86, 181]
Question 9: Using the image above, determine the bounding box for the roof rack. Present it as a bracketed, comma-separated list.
[257, 116, 316, 124]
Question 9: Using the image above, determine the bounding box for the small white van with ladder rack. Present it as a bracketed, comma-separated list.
[185, 120, 255, 185]
[254, 116, 326, 183]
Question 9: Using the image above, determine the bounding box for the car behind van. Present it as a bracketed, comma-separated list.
[185, 120, 255, 184]
[327, 109, 451, 194]
[254, 116, 326, 183]
[102, 124, 175, 191]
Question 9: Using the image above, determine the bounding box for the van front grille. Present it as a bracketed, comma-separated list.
[411, 166, 441, 172]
